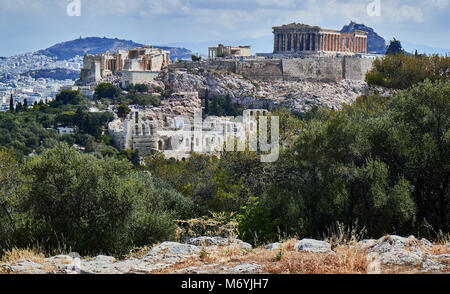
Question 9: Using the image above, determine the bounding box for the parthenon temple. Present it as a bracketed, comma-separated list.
[273, 23, 368, 55]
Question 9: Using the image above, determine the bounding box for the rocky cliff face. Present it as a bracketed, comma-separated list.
[341, 21, 387, 54]
[157, 68, 388, 114]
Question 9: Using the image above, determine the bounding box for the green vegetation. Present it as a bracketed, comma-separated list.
[117, 104, 131, 118]
[385, 38, 404, 55]
[127, 83, 149, 93]
[191, 55, 202, 62]
[95, 83, 122, 100]
[366, 54, 450, 89]
[1, 144, 196, 256]
[0, 55, 449, 256]
[0, 90, 114, 159]
[204, 94, 244, 117]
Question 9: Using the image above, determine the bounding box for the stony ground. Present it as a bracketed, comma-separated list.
[155, 68, 390, 114]
[1, 235, 449, 274]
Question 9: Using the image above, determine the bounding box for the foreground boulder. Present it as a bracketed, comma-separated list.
[364, 235, 450, 274]
[1, 236, 448, 274]
[146, 242, 200, 259]
[294, 239, 333, 253]
[187, 237, 252, 250]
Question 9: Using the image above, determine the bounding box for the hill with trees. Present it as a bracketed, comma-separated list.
[37, 37, 193, 61]
[0, 54, 449, 260]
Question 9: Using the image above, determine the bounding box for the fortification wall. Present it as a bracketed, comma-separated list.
[282, 58, 343, 82]
[170, 57, 373, 82]
[343, 57, 374, 80]
[235, 60, 284, 81]
[172, 60, 236, 72]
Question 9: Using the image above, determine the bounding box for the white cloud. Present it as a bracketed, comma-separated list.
[0, 0, 446, 43]
[429, 0, 448, 9]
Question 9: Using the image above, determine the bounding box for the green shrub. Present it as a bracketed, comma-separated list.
[11, 143, 196, 256]
[95, 83, 122, 100]
[366, 54, 450, 89]
[236, 197, 279, 245]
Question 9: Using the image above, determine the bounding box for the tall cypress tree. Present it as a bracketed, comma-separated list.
[204, 89, 209, 115]
[9, 93, 14, 113]
[386, 38, 404, 55]
[15, 102, 22, 112]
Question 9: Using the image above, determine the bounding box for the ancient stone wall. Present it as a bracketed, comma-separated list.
[172, 60, 237, 72]
[235, 60, 283, 81]
[170, 57, 373, 82]
[282, 58, 343, 82]
[121, 71, 159, 88]
[343, 57, 374, 80]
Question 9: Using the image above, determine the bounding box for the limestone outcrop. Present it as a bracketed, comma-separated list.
[362, 235, 450, 274]
[159, 68, 389, 114]
[1, 235, 448, 274]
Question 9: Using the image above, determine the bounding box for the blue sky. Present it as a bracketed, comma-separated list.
[0, 0, 449, 56]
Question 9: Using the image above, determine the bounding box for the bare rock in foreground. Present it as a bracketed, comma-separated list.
[1, 236, 449, 274]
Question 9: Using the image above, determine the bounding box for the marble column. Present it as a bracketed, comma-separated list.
[274, 34, 278, 52]
[336, 35, 339, 52]
[292, 33, 295, 51]
[315, 34, 319, 52]
[279, 34, 282, 52]
[333, 35, 336, 51]
[331, 34, 336, 51]
[298, 33, 301, 51]
[293, 33, 297, 51]
[303, 33, 306, 51]
[299, 33, 302, 51]
[319, 34, 323, 51]
[327, 34, 331, 51]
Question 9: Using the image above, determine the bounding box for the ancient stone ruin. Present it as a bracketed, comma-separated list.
[208, 44, 252, 59]
[77, 46, 170, 86]
[108, 92, 270, 161]
[273, 23, 368, 56]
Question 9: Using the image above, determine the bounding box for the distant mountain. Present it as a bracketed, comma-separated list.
[37, 37, 193, 61]
[23, 68, 80, 81]
[169, 22, 389, 56]
[340, 21, 387, 54]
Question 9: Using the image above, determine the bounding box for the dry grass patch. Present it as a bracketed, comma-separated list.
[428, 245, 450, 255]
[263, 246, 368, 274]
[1, 248, 45, 265]
[0, 248, 60, 274]
[124, 246, 152, 260]
[153, 242, 369, 274]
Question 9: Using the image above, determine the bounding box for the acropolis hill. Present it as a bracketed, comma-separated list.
[77, 24, 376, 87]
[71, 22, 384, 159]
